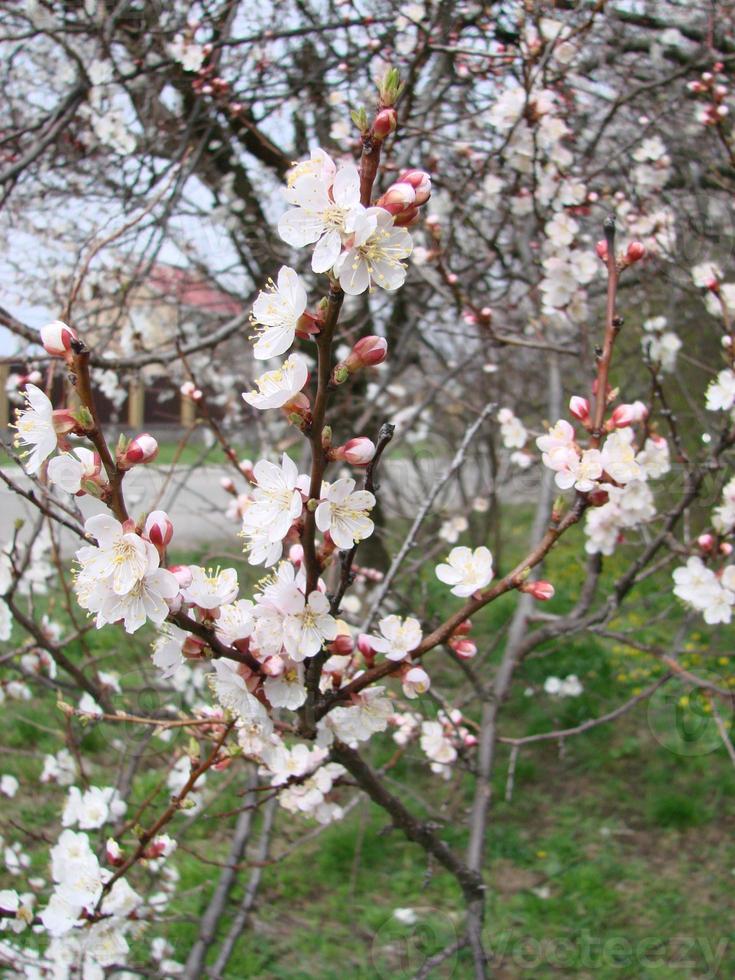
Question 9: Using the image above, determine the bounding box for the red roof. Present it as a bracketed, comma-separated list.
[147, 265, 244, 317]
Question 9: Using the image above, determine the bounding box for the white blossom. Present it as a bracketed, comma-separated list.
[13, 384, 58, 474]
[315, 478, 375, 549]
[242, 354, 308, 410]
[249, 267, 307, 360]
[435, 546, 494, 597]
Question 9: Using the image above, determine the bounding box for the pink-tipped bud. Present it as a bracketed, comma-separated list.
[239, 459, 255, 481]
[373, 107, 398, 139]
[596, 240, 608, 261]
[721, 542, 733, 556]
[332, 437, 376, 466]
[698, 533, 715, 551]
[144, 510, 173, 548]
[402, 665, 431, 698]
[449, 637, 477, 659]
[169, 564, 193, 589]
[522, 580, 555, 601]
[330, 633, 355, 655]
[220, 477, 236, 494]
[399, 169, 432, 204]
[392, 205, 420, 227]
[626, 241, 645, 263]
[463, 733, 478, 748]
[610, 404, 636, 428]
[105, 839, 124, 866]
[376, 182, 416, 215]
[288, 543, 304, 566]
[40, 320, 77, 357]
[262, 654, 284, 677]
[629, 400, 648, 422]
[451, 619, 472, 637]
[346, 335, 388, 370]
[358, 633, 376, 659]
[569, 396, 590, 422]
[182, 635, 206, 660]
[123, 433, 159, 467]
[145, 835, 175, 859]
[51, 408, 79, 436]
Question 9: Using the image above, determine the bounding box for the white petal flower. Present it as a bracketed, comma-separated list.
[242, 354, 308, 410]
[314, 478, 375, 549]
[181, 566, 238, 610]
[435, 546, 494, 597]
[76, 515, 159, 596]
[369, 615, 423, 662]
[283, 590, 338, 661]
[278, 162, 363, 273]
[264, 661, 307, 708]
[209, 660, 268, 723]
[250, 266, 307, 360]
[335, 207, 413, 294]
[600, 429, 643, 485]
[47, 448, 98, 494]
[13, 384, 58, 474]
[79, 567, 178, 633]
[706, 369, 735, 412]
[245, 453, 304, 543]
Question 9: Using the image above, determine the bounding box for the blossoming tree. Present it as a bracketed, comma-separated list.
[2, 2, 735, 977]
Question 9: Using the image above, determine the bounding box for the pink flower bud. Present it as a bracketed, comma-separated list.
[145, 835, 175, 859]
[596, 240, 608, 261]
[330, 633, 355, 655]
[392, 205, 420, 227]
[522, 580, 555, 601]
[105, 839, 124, 866]
[376, 182, 416, 215]
[123, 433, 159, 466]
[399, 169, 432, 205]
[220, 477, 236, 494]
[288, 544, 304, 565]
[629, 400, 648, 422]
[332, 437, 376, 466]
[610, 404, 636, 428]
[402, 665, 431, 698]
[569, 396, 590, 422]
[144, 510, 173, 548]
[180, 381, 196, 397]
[239, 459, 255, 481]
[169, 564, 193, 589]
[451, 619, 472, 636]
[463, 733, 478, 748]
[449, 637, 477, 659]
[373, 107, 397, 139]
[698, 533, 715, 551]
[358, 633, 376, 657]
[626, 241, 645, 262]
[262, 655, 284, 677]
[721, 542, 733, 556]
[351, 335, 388, 368]
[182, 635, 206, 660]
[51, 408, 78, 436]
[40, 320, 77, 356]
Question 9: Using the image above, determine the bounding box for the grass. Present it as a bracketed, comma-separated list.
[1, 514, 734, 978]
